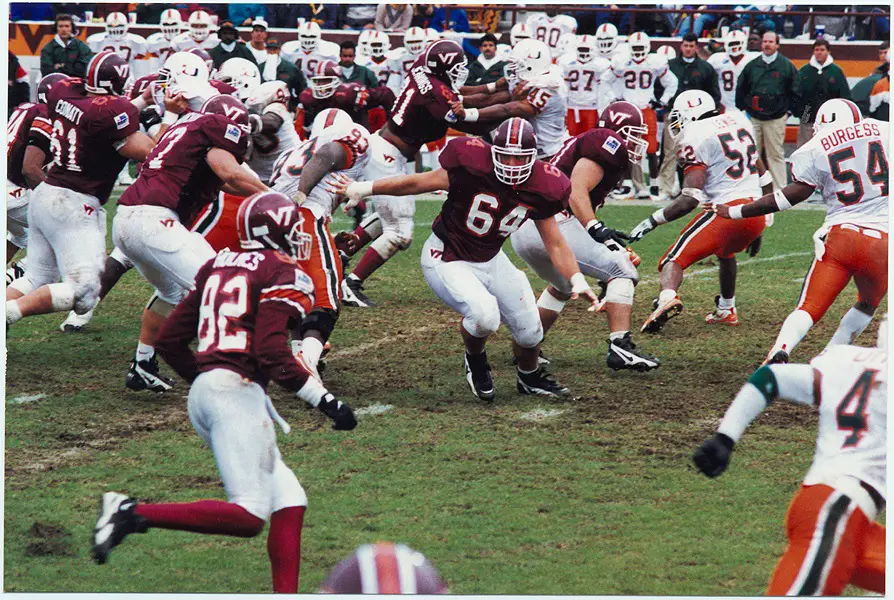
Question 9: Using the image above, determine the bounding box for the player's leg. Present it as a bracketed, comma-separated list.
[7, 200, 29, 265]
[60, 247, 135, 333]
[827, 230, 887, 348]
[266, 448, 308, 593]
[299, 216, 343, 374]
[708, 208, 766, 325]
[639, 107, 660, 199]
[850, 521, 886, 594]
[347, 211, 383, 257]
[566, 108, 583, 137]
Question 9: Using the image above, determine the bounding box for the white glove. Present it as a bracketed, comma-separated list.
[342, 180, 374, 212]
[629, 216, 658, 242]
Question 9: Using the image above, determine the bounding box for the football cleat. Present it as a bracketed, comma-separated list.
[341, 277, 376, 308]
[649, 185, 660, 198]
[91, 492, 147, 565]
[516, 367, 570, 397]
[641, 295, 684, 334]
[763, 348, 790, 366]
[125, 355, 175, 393]
[610, 184, 633, 200]
[705, 297, 739, 326]
[606, 333, 660, 371]
[60, 309, 94, 333]
[635, 189, 651, 200]
[5, 261, 25, 286]
[464, 352, 495, 402]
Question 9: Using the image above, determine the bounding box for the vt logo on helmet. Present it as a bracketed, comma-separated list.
[85, 51, 130, 96]
[236, 191, 313, 261]
[423, 40, 469, 92]
[598, 101, 649, 161]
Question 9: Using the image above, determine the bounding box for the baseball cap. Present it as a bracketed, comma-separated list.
[218, 20, 237, 33]
[252, 18, 268, 30]
[265, 37, 281, 49]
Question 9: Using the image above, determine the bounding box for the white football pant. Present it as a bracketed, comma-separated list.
[366, 134, 415, 256]
[7, 181, 30, 249]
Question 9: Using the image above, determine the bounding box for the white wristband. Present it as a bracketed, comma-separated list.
[486, 82, 497, 93]
[162, 111, 179, 125]
[464, 108, 479, 122]
[570, 272, 589, 294]
[728, 205, 744, 220]
[650, 209, 667, 225]
[347, 180, 375, 199]
[758, 171, 773, 187]
[773, 189, 793, 211]
[585, 219, 601, 230]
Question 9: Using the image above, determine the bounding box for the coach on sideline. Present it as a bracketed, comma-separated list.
[793, 39, 851, 144]
[40, 14, 92, 77]
[735, 30, 799, 189]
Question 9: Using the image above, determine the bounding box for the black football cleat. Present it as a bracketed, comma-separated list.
[341, 277, 376, 308]
[764, 349, 790, 366]
[125, 355, 175, 393]
[516, 367, 570, 397]
[607, 333, 661, 371]
[91, 492, 148, 565]
[464, 352, 495, 402]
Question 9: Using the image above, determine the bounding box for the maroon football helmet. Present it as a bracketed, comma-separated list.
[423, 39, 468, 91]
[200, 94, 250, 130]
[598, 101, 648, 161]
[310, 60, 341, 99]
[85, 51, 131, 96]
[185, 47, 215, 77]
[37, 73, 68, 104]
[492, 117, 538, 186]
[236, 191, 313, 261]
[320, 542, 449, 594]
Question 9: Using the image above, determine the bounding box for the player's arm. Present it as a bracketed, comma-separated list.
[693, 364, 819, 478]
[459, 78, 508, 96]
[115, 131, 156, 161]
[155, 282, 204, 383]
[294, 141, 350, 203]
[207, 148, 269, 196]
[535, 216, 601, 310]
[250, 111, 285, 136]
[712, 181, 815, 220]
[460, 98, 538, 122]
[338, 168, 450, 210]
[754, 156, 774, 197]
[461, 90, 512, 109]
[656, 66, 678, 107]
[568, 158, 630, 249]
[629, 167, 706, 241]
[22, 145, 48, 189]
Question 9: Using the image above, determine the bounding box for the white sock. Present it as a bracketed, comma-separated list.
[347, 273, 360, 283]
[136, 342, 155, 362]
[658, 289, 677, 305]
[772, 309, 814, 356]
[609, 331, 628, 341]
[301, 337, 325, 368]
[718, 296, 735, 310]
[826, 307, 873, 348]
[6, 300, 22, 325]
[291, 339, 302, 357]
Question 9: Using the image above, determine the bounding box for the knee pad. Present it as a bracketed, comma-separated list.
[73, 279, 101, 315]
[7, 229, 27, 250]
[47, 282, 76, 312]
[370, 231, 404, 261]
[513, 318, 544, 349]
[395, 218, 413, 249]
[604, 278, 635, 305]
[358, 212, 383, 239]
[8, 275, 35, 297]
[155, 286, 188, 306]
[270, 460, 308, 513]
[300, 308, 338, 341]
[462, 300, 500, 339]
[537, 288, 568, 314]
[147, 294, 176, 317]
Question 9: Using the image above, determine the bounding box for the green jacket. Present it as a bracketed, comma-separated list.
[735, 53, 800, 121]
[468, 58, 506, 86]
[852, 63, 889, 121]
[40, 35, 92, 77]
[209, 42, 258, 70]
[339, 64, 379, 89]
[792, 59, 851, 123]
[259, 58, 307, 111]
[666, 56, 721, 108]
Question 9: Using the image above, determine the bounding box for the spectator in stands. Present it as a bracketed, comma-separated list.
[376, 4, 413, 32]
[677, 5, 722, 37]
[266, 5, 297, 28]
[747, 29, 762, 52]
[411, 4, 435, 28]
[594, 6, 632, 36]
[431, 6, 477, 57]
[467, 34, 505, 86]
[809, 4, 853, 40]
[209, 20, 257, 69]
[137, 4, 174, 27]
[343, 5, 377, 29]
[258, 38, 305, 111]
[9, 3, 55, 21]
[8, 52, 30, 116]
[854, 6, 890, 40]
[298, 4, 339, 29]
[735, 31, 799, 189]
[793, 39, 851, 143]
[230, 4, 265, 26]
[247, 18, 269, 65]
[94, 3, 129, 19]
[40, 14, 92, 77]
[54, 3, 95, 22]
[337, 40, 378, 88]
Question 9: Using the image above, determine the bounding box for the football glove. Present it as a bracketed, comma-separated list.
[318, 393, 357, 431]
[139, 105, 163, 130]
[587, 221, 630, 250]
[745, 235, 762, 257]
[693, 433, 735, 478]
[334, 231, 361, 254]
[649, 99, 666, 111]
[629, 216, 658, 242]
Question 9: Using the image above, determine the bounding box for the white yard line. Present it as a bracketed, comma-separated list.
[354, 403, 394, 416]
[10, 393, 46, 404]
[519, 408, 566, 422]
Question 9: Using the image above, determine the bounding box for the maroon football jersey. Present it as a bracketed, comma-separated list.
[433, 137, 571, 263]
[299, 83, 371, 126]
[550, 128, 630, 210]
[156, 249, 316, 391]
[128, 73, 157, 101]
[118, 112, 249, 220]
[6, 102, 53, 189]
[43, 78, 140, 203]
[388, 56, 458, 149]
[210, 80, 238, 96]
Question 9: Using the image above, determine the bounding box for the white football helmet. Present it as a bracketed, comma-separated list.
[510, 23, 533, 47]
[246, 80, 289, 114]
[725, 30, 747, 57]
[576, 35, 597, 63]
[423, 28, 440, 47]
[160, 9, 182, 41]
[629, 32, 651, 62]
[814, 98, 862, 135]
[105, 12, 128, 41]
[368, 31, 391, 58]
[188, 10, 212, 42]
[299, 21, 322, 53]
[310, 108, 354, 140]
[160, 52, 211, 98]
[595, 23, 618, 57]
[357, 29, 374, 56]
[508, 39, 552, 82]
[657, 45, 676, 61]
[217, 58, 262, 101]
[668, 90, 716, 140]
[404, 27, 426, 56]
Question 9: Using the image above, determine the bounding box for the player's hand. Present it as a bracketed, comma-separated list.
[745, 235, 762, 257]
[449, 100, 466, 119]
[334, 231, 361, 254]
[164, 89, 188, 115]
[693, 433, 734, 478]
[318, 393, 357, 431]
[248, 114, 263, 134]
[628, 216, 658, 242]
[570, 274, 602, 312]
[649, 99, 666, 111]
[511, 81, 529, 100]
[139, 105, 163, 130]
[706, 202, 732, 219]
[587, 221, 630, 249]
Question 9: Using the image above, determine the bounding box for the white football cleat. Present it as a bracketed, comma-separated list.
[60, 309, 94, 333]
[91, 492, 147, 564]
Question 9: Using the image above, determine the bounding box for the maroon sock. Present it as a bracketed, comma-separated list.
[351, 248, 387, 281]
[267, 506, 305, 593]
[134, 500, 265, 538]
[352, 225, 372, 248]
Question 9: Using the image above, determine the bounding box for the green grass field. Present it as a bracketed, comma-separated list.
[4, 195, 884, 594]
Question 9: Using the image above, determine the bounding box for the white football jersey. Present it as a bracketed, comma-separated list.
[171, 31, 219, 52]
[248, 103, 300, 184]
[676, 110, 761, 205]
[527, 14, 578, 55]
[790, 119, 889, 232]
[146, 32, 178, 73]
[521, 69, 569, 158]
[281, 42, 340, 80]
[707, 51, 758, 110]
[357, 55, 394, 88]
[607, 53, 678, 110]
[562, 57, 611, 111]
[87, 32, 149, 78]
[271, 122, 371, 219]
[496, 43, 513, 62]
[803, 345, 886, 504]
[386, 47, 419, 95]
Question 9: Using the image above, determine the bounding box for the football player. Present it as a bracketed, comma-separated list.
[496, 23, 533, 60]
[563, 35, 612, 137]
[281, 21, 340, 81]
[146, 9, 183, 72]
[91, 191, 356, 595]
[693, 319, 886, 596]
[338, 118, 600, 400]
[6, 53, 154, 329]
[114, 95, 268, 393]
[385, 27, 433, 95]
[710, 99, 888, 364]
[527, 9, 578, 57]
[6, 74, 67, 265]
[511, 101, 660, 372]
[87, 12, 149, 79]
[708, 30, 758, 112]
[216, 58, 261, 102]
[245, 81, 299, 184]
[603, 32, 678, 200]
[321, 543, 449, 594]
[594, 23, 627, 61]
[628, 90, 773, 334]
[171, 10, 219, 52]
[357, 31, 394, 88]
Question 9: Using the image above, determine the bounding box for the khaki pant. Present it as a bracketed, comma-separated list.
[658, 123, 678, 197]
[752, 115, 788, 189]
[798, 123, 814, 147]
